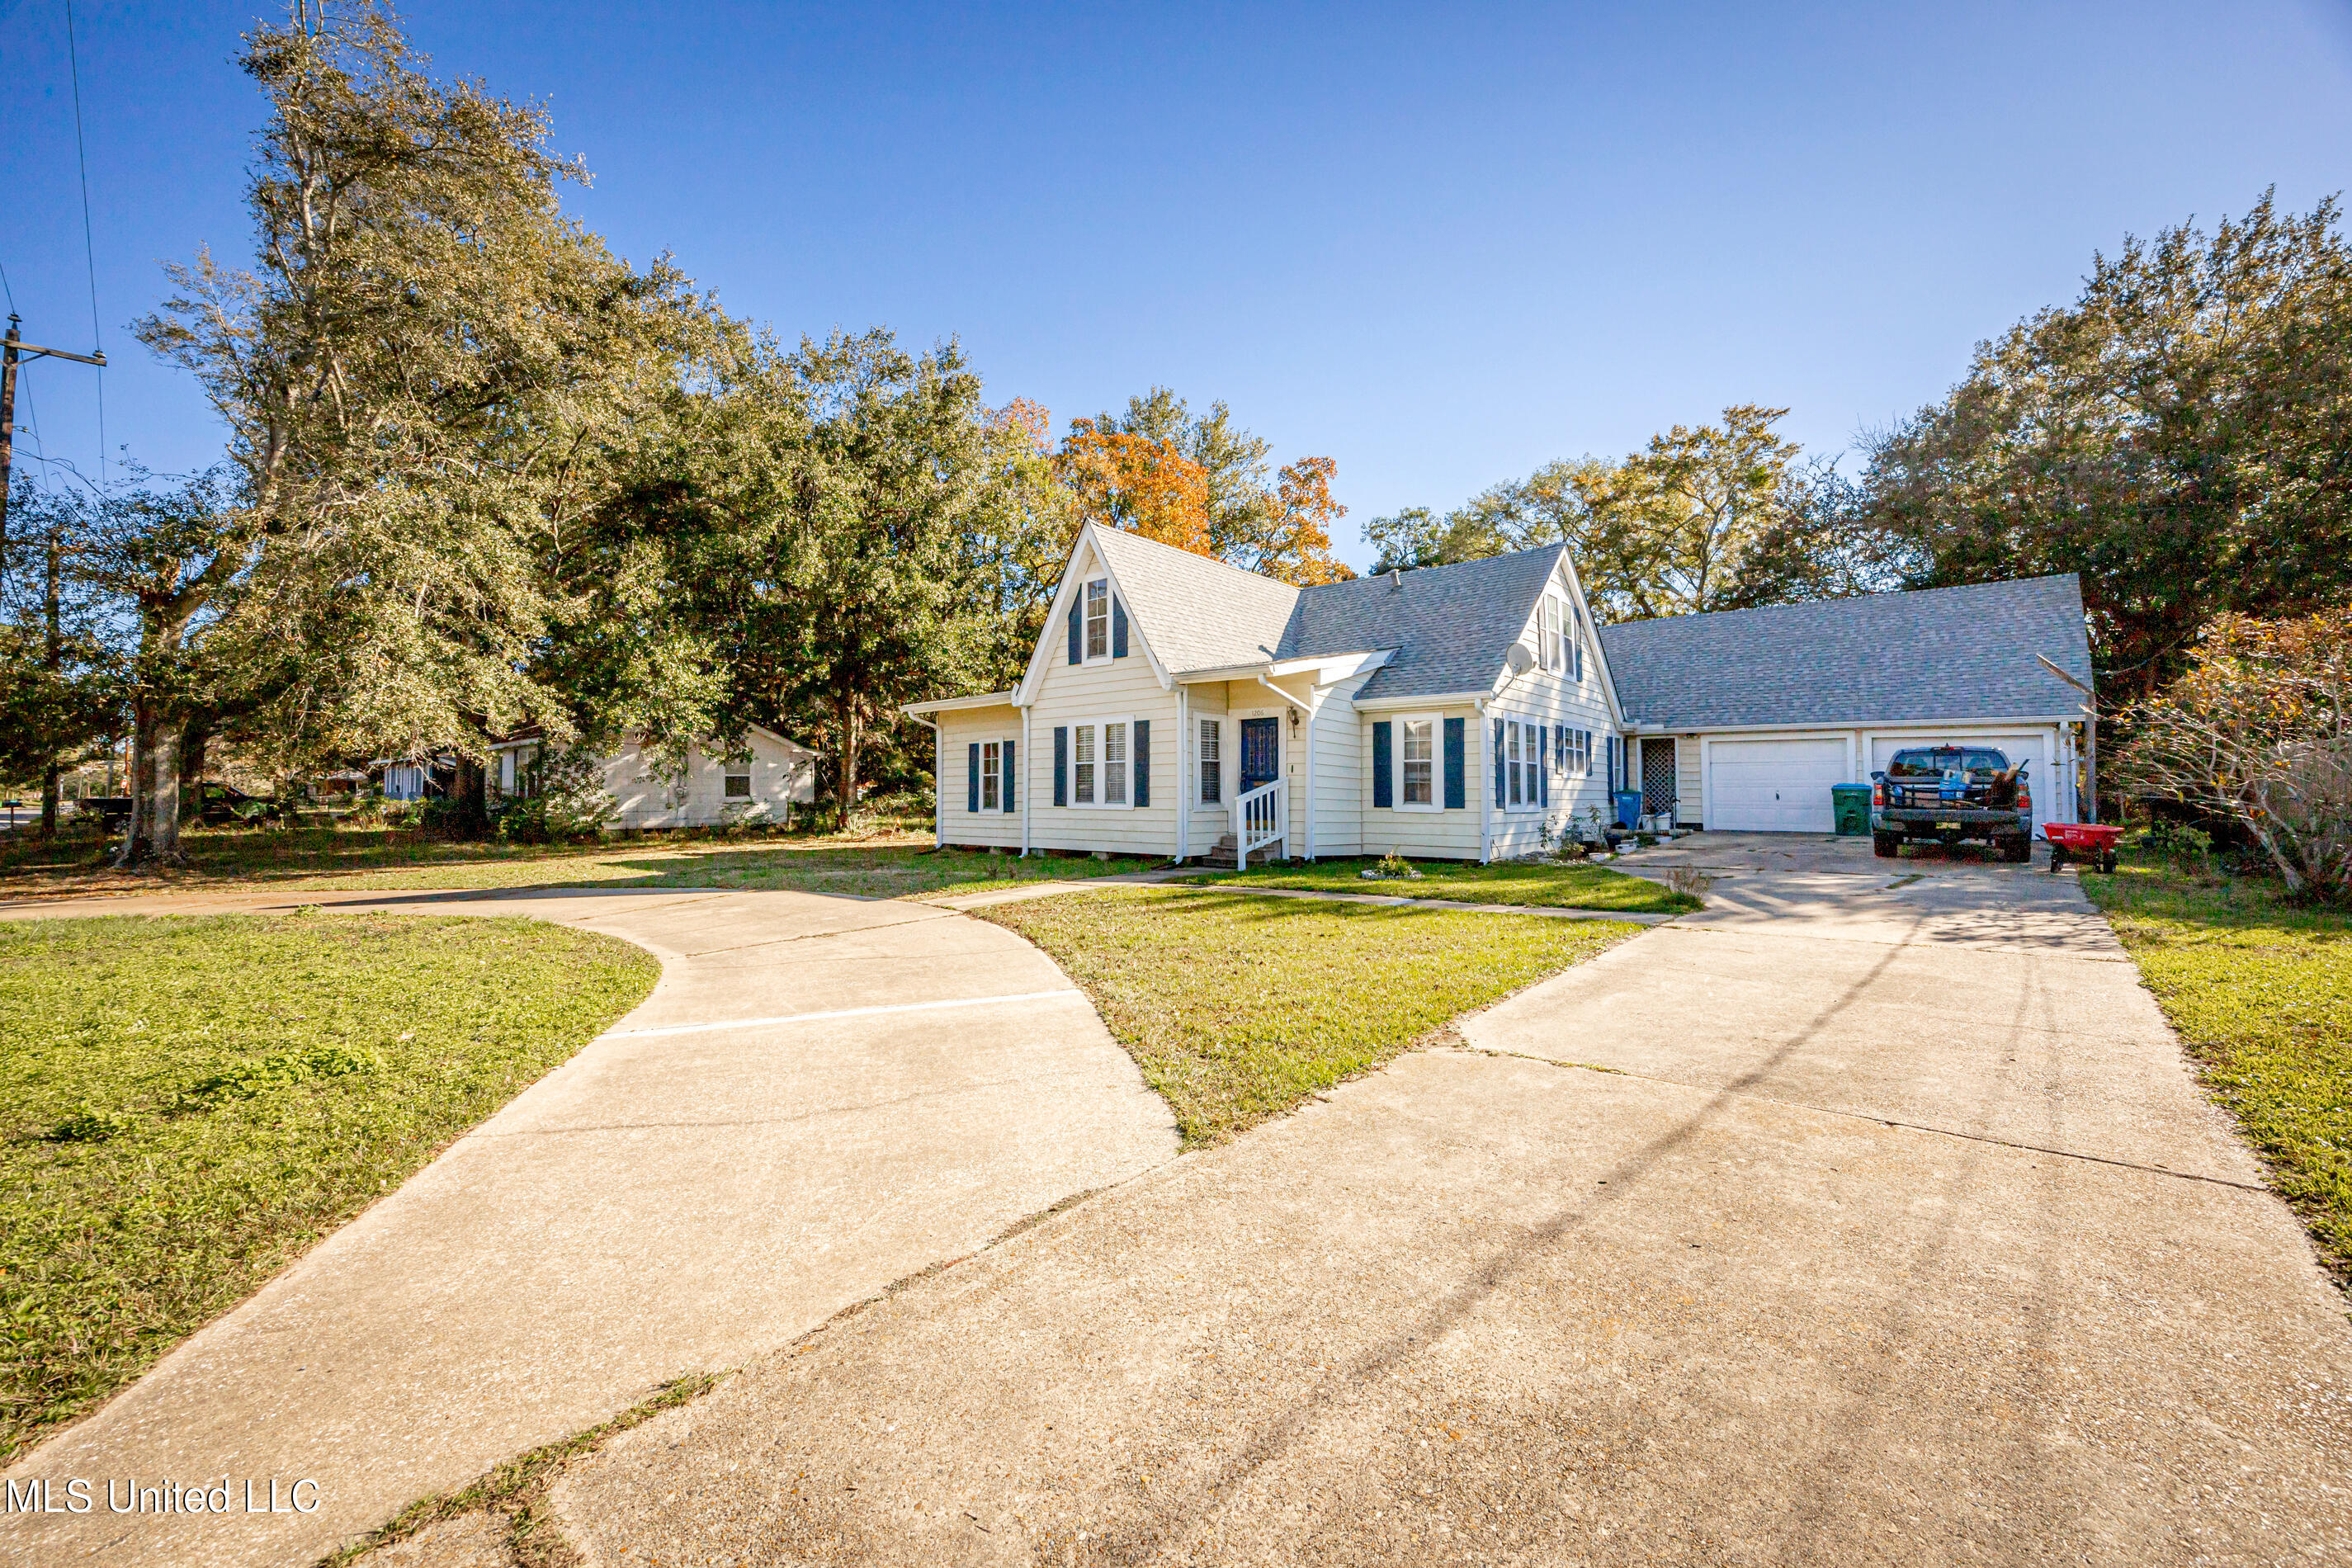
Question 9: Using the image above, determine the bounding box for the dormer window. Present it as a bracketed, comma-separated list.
[1084, 579, 1109, 660]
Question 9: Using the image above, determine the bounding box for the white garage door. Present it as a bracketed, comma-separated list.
[1869, 733, 2056, 831]
[1707, 738, 1848, 832]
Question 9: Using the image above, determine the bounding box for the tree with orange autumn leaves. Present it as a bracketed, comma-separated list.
[1046, 388, 1353, 586]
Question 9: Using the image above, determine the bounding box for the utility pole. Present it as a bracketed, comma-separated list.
[0, 313, 108, 570]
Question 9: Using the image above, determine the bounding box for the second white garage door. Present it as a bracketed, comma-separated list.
[1707, 738, 1848, 833]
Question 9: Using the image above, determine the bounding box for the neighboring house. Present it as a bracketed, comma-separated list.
[375, 758, 458, 801]
[489, 725, 821, 830]
[904, 524, 2095, 862]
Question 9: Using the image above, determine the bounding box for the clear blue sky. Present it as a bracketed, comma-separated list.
[6, 1, 2350, 569]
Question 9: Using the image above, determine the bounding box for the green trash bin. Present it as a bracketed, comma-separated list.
[1831, 783, 1872, 837]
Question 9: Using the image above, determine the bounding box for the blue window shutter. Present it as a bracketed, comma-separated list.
[1067, 605, 1081, 664]
[1112, 596, 1128, 658]
[967, 744, 980, 814]
[1132, 719, 1150, 806]
[1443, 717, 1465, 809]
[1539, 728, 1550, 806]
[1003, 739, 1017, 813]
[1372, 721, 1392, 809]
[1493, 720, 1507, 808]
[1053, 727, 1068, 806]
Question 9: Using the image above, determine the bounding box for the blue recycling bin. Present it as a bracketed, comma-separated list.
[1614, 789, 1643, 829]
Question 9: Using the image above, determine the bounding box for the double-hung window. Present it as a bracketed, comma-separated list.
[1084, 579, 1109, 660]
[981, 740, 1003, 811]
[1542, 597, 1564, 673]
[1069, 716, 1136, 808]
[1400, 716, 1436, 808]
[1505, 718, 1544, 809]
[724, 770, 753, 800]
[1103, 721, 1128, 805]
[1570, 606, 1587, 682]
[1198, 720, 1221, 805]
[1074, 723, 1098, 804]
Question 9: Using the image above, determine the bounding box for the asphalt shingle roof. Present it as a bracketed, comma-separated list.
[1280, 545, 1567, 701]
[1090, 528, 1569, 701]
[1596, 574, 2093, 730]
[1088, 528, 1301, 673]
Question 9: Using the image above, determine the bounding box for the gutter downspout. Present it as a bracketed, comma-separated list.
[1474, 696, 1492, 864]
[906, 715, 942, 848]
[1019, 706, 1032, 857]
[1175, 686, 1189, 862]
[1252, 673, 1300, 860]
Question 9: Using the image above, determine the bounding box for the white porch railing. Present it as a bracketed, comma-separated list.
[1234, 777, 1287, 868]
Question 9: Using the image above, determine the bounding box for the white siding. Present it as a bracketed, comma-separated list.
[934, 704, 1025, 850]
[1027, 649, 1178, 857]
[1677, 738, 1703, 828]
[1484, 569, 1624, 859]
[1183, 682, 1230, 855]
[1358, 706, 1485, 862]
[1308, 672, 1373, 857]
[599, 730, 815, 829]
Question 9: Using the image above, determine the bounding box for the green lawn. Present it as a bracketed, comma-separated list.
[1194, 854, 1699, 914]
[2083, 851, 2352, 1291]
[977, 886, 1643, 1145]
[0, 821, 1159, 902]
[0, 914, 657, 1462]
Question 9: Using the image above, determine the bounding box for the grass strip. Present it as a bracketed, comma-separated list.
[0, 822, 1159, 901]
[315, 1371, 723, 1568]
[1194, 854, 1699, 914]
[0, 914, 658, 1462]
[2083, 851, 2352, 1290]
[976, 886, 1642, 1145]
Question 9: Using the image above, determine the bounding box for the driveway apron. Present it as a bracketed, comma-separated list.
[1, 887, 1178, 1568]
[543, 841, 2352, 1567]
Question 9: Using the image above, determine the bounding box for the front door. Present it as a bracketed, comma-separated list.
[1641, 738, 1678, 819]
[1239, 717, 1282, 795]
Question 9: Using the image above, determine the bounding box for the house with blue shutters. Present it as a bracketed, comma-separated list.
[904, 524, 2095, 864]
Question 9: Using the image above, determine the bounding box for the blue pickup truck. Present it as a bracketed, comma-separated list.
[1872, 745, 2033, 862]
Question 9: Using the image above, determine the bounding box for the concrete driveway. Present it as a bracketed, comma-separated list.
[536, 835, 2352, 1566]
[1, 886, 1178, 1568]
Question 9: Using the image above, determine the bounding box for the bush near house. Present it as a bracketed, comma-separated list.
[2116, 611, 2352, 902]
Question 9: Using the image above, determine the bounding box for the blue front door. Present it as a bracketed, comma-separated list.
[1240, 717, 1281, 794]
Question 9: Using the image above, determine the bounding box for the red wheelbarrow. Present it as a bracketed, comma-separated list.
[2043, 822, 2123, 874]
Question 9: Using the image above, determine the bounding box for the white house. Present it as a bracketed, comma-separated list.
[904, 525, 2095, 863]
[489, 724, 821, 830]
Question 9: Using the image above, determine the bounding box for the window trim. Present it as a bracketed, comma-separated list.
[1198, 717, 1221, 805]
[1065, 713, 1137, 810]
[1504, 716, 1545, 812]
[980, 738, 1003, 813]
[723, 768, 754, 801]
[1394, 712, 1441, 812]
[1083, 578, 1111, 664]
[1542, 596, 1564, 673]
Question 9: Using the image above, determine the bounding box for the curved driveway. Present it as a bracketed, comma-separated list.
[1, 886, 1179, 1568]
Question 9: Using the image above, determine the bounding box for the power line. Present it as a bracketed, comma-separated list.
[63, 0, 105, 489]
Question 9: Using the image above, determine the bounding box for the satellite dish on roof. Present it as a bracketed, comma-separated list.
[1505, 640, 1537, 678]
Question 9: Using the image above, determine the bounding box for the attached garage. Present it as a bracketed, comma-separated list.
[1706, 738, 1848, 833]
[1599, 574, 2097, 835]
